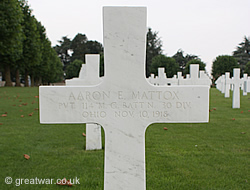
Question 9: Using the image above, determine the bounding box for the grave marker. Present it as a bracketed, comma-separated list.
[157, 67, 167, 85]
[221, 74, 226, 94]
[177, 72, 184, 85]
[190, 64, 199, 79]
[242, 73, 248, 96]
[39, 7, 209, 190]
[224, 72, 230, 98]
[247, 77, 250, 93]
[231, 68, 242, 108]
[215, 76, 222, 92]
[66, 54, 102, 150]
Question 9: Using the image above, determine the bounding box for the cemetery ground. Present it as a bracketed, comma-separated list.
[0, 87, 249, 190]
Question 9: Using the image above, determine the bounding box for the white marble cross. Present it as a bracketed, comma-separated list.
[186, 64, 211, 86]
[215, 76, 222, 92]
[247, 77, 250, 93]
[224, 72, 231, 98]
[190, 64, 199, 79]
[221, 74, 226, 94]
[157, 67, 167, 85]
[39, 7, 209, 190]
[231, 68, 242, 108]
[242, 73, 248, 96]
[177, 71, 184, 85]
[66, 55, 102, 150]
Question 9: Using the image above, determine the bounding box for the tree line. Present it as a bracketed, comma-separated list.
[0, 0, 63, 87]
[1, 0, 249, 87]
[212, 36, 250, 80]
[57, 30, 249, 82]
[58, 28, 206, 80]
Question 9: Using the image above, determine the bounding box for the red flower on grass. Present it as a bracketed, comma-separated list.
[24, 154, 30, 160]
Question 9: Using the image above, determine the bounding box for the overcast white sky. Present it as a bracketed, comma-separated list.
[28, 0, 250, 74]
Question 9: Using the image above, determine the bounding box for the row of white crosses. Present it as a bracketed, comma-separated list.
[39, 7, 209, 190]
[148, 64, 212, 87]
[215, 68, 249, 108]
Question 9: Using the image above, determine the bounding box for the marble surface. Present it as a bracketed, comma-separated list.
[242, 74, 248, 95]
[40, 7, 209, 190]
[66, 54, 102, 150]
[231, 68, 242, 108]
[247, 77, 250, 93]
[215, 76, 222, 91]
[86, 123, 102, 150]
[224, 72, 231, 98]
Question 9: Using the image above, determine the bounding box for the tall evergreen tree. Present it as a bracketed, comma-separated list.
[70, 33, 103, 63]
[0, 0, 24, 86]
[18, 0, 41, 86]
[146, 28, 163, 77]
[233, 36, 250, 73]
[245, 61, 250, 75]
[172, 49, 199, 72]
[54, 36, 72, 70]
[70, 33, 88, 62]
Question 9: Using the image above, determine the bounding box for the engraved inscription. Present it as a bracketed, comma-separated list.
[57, 90, 192, 119]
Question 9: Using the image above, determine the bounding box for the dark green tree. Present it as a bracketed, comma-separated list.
[146, 28, 163, 77]
[33, 21, 63, 85]
[54, 36, 72, 70]
[44, 48, 64, 84]
[70, 33, 88, 62]
[70, 34, 103, 63]
[184, 59, 206, 76]
[172, 49, 185, 72]
[65, 59, 84, 79]
[150, 55, 178, 78]
[86, 40, 103, 54]
[18, 0, 41, 86]
[245, 61, 250, 75]
[233, 36, 250, 72]
[172, 49, 199, 72]
[100, 53, 104, 77]
[212, 55, 239, 80]
[54, 33, 103, 77]
[0, 0, 24, 86]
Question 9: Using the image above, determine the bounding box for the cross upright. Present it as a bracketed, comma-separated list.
[231, 68, 242, 108]
[39, 7, 209, 190]
[224, 72, 230, 98]
[215, 76, 222, 92]
[177, 71, 184, 85]
[157, 67, 167, 85]
[190, 64, 199, 79]
[221, 74, 226, 94]
[242, 73, 248, 96]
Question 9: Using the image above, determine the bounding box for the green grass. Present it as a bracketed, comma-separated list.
[0, 87, 249, 189]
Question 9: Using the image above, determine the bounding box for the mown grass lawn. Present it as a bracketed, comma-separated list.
[0, 87, 249, 189]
